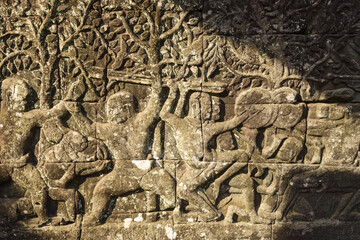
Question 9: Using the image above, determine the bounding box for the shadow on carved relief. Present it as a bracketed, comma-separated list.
[0, 0, 360, 239]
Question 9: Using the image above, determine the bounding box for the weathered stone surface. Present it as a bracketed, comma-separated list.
[175, 222, 272, 240]
[273, 222, 360, 240]
[81, 221, 174, 240]
[1, 0, 360, 239]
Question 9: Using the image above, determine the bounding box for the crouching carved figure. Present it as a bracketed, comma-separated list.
[37, 117, 110, 224]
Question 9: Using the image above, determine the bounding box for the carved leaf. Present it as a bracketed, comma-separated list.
[22, 56, 32, 69]
[207, 61, 217, 78]
[112, 56, 124, 70]
[97, 46, 106, 59]
[93, 38, 100, 51]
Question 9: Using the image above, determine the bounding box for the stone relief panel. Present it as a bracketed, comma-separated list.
[0, 0, 360, 239]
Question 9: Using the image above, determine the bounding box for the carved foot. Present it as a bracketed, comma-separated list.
[37, 218, 52, 227]
[275, 211, 284, 222]
[249, 212, 272, 224]
[50, 217, 67, 226]
[82, 214, 101, 227]
[338, 212, 360, 221]
[173, 207, 183, 223]
[207, 182, 221, 205]
[197, 210, 222, 222]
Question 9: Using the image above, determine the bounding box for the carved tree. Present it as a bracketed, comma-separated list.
[203, 35, 305, 96]
[0, 0, 110, 105]
[97, 0, 203, 92]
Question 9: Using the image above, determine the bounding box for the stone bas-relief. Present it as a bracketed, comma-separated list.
[1, 0, 360, 239]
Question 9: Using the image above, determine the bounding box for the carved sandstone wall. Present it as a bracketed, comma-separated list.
[1, 0, 360, 239]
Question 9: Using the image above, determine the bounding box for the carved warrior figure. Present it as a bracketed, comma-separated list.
[0, 77, 70, 225]
[233, 87, 305, 163]
[192, 87, 305, 223]
[67, 80, 175, 226]
[216, 165, 279, 223]
[36, 118, 110, 224]
[216, 167, 258, 223]
[306, 104, 360, 165]
[160, 82, 251, 222]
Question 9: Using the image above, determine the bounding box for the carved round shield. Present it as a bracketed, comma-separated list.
[273, 104, 305, 129]
[235, 88, 278, 128]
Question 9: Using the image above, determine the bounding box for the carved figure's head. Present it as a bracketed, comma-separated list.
[188, 92, 222, 122]
[2, 78, 32, 113]
[217, 132, 236, 151]
[106, 91, 136, 124]
[188, 92, 201, 120]
[64, 131, 88, 153]
[43, 118, 68, 144]
[199, 93, 212, 122]
[211, 96, 223, 121]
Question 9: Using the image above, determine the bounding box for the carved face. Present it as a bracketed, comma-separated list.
[5, 82, 31, 113]
[211, 97, 221, 121]
[201, 103, 212, 121]
[189, 92, 202, 120]
[66, 131, 88, 152]
[43, 118, 67, 144]
[106, 91, 136, 124]
[189, 92, 213, 122]
[217, 132, 236, 151]
[201, 94, 212, 121]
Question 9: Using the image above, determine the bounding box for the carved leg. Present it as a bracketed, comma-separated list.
[83, 170, 140, 226]
[209, 162, 247, 203]
[11, 165, 49, 225]
[275, 185, 298, 221]
[262, 128, 287, 158]
[49, 188, 77, 222]
[31, 191, 48, 224]
[335, 190, 360, 220]
[0, 165, 10, 184]
[304, 138, 324, 164]
[140, 167, 176, 210]
[225, 205, 245, 223]
[177, 172, 221, 222]
[242, 178, 259, 222]
[241, 127, 258, 154]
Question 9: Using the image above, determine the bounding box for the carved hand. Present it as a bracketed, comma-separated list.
[177, 80, 191, 96]
[64, 102, 80, 114]
[167, 79, 178, 97]
[64, 79, 85, 101]
[48, 179, 66, 188]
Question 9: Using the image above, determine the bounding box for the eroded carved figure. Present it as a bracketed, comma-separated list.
[67, 80, 175, 225]
[0, 78, 70, 225]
